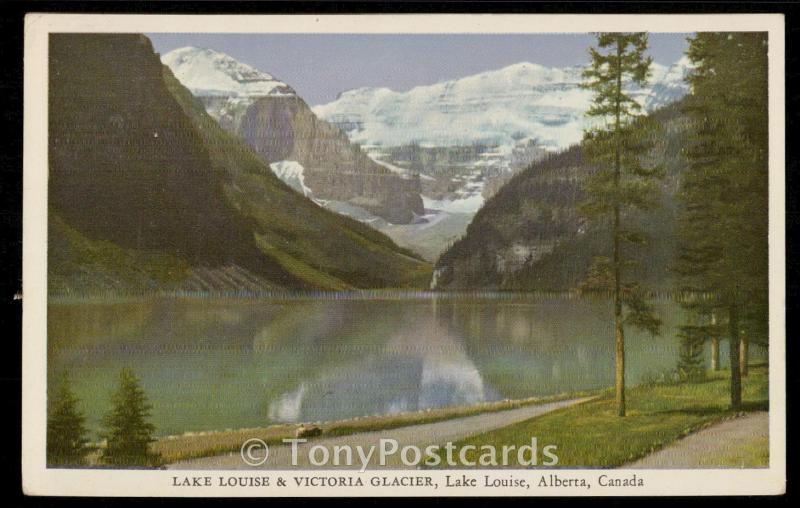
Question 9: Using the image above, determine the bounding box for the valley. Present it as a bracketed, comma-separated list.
[162, 47, 690, 265]
[48, 35, 694, 292]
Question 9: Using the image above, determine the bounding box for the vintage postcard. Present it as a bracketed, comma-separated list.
[22, 13, 785, 496]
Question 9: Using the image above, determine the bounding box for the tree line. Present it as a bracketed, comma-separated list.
[580, 32, 768, 416]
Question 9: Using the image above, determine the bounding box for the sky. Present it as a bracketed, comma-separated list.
[148, 33, 690, 106]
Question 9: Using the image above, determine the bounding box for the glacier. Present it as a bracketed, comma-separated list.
[309, 56, 692, 261]
[313, 57, 692, 152]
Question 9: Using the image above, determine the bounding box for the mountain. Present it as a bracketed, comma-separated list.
[160, 46, 295, 96]
[432, 104, 689, 291]
[162, 47, 423, 224]
[311, 58, 691, 261]
[48, 34, 430, 294]
[314, 58, 692, 151]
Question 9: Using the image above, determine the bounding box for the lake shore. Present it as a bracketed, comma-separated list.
[167, 396, 595, 469]
[84, 366, 768, 469]
[150, 391, 595, 465]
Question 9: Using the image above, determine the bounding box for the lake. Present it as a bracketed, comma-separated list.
[47, 294, 761, 437]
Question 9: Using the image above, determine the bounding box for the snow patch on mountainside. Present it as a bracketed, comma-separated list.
[368, 155, 414, 178]
[313, 58, 691, 151]
[423, 195, 485, 215]
[269, 160, 312, 197]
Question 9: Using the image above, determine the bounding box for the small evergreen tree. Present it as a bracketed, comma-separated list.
[100, 368, 159, 467]
[47, 375, 89, 466]
[676, 324, 707, 382]
[580, 32, 663, 417]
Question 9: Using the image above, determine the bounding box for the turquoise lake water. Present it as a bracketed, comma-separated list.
[47, 295, 764, 437]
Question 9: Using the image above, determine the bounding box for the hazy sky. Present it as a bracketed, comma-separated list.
[148, 33, 690, 106]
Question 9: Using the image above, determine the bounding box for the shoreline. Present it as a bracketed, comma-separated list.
[167, 397, 596, 470]
[47, 288, 693, 304]
[149, 391, 596, 465]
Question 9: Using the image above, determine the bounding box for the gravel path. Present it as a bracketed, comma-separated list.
[168, 396, 594, 470]
[625, 412, 769, 469]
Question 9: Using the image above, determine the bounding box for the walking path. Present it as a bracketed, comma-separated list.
[625, 412, 769, 469]
[168, 396, 594, 470]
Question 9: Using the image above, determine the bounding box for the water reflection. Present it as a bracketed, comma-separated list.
[276, 310, 495, 423]
[48, 296, 764, 436]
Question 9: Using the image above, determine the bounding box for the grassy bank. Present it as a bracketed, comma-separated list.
[445, 365, 768, 468]
[152, 391, 593, 464]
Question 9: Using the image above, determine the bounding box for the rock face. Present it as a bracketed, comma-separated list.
[163, 47, 423, 224]
[238, 95, 423, 223]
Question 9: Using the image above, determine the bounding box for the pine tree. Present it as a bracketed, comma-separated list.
[47, 375, 89, 466]
[676, 323, 707, 382]
[676, 32, 769, 410]
[580, 33, 663, 417]
[100, 368, 159, 467]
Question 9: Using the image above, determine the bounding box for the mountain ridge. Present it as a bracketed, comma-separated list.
[314, 57, 691, 151]
[162, 46, 424, 224]
[48, 33, 431, 294]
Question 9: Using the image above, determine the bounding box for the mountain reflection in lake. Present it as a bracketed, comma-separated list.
[48, 295, 759, 436]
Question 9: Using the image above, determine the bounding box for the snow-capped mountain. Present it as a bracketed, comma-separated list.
[162, 46, 424, 225]
[313, 57, 692, 152]
[162, 46, 297, 133]
[644, 56, 695, 111]
[162, 46, 296, 98]
[309, 57, 691, 261]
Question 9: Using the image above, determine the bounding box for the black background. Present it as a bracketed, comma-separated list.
[0, 1, 796, 507]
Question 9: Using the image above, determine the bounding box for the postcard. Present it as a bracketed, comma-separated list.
[22, 13, 785, 496]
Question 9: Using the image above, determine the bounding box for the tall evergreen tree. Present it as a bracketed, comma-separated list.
[580, 33, 663, 417]
[47, 375, 89, 466]
[100, 368, 159, 467]
[676, 32, 769, 409]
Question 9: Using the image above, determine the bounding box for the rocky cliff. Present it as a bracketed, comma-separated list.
[49, 34, 258, 268]
[163, 47, 423, 224]
[237, 95, 423, 223]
